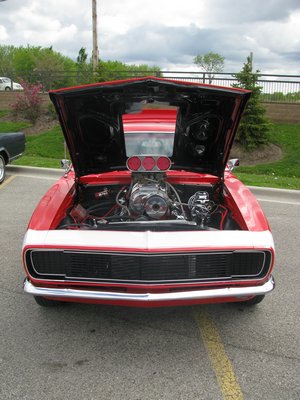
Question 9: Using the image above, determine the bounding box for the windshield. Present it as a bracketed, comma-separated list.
[124, 131, 175, 157]
[122, 108, 177, 157]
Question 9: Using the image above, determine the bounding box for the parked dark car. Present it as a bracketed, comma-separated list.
[0, 132, 25, 183]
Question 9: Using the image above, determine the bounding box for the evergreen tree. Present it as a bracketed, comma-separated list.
[76, 47, 88, 65]
[233, 56, 270, 149]
[75, 47, 93, 85]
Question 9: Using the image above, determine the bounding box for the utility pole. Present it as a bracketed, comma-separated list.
[92, 0, 99, 73]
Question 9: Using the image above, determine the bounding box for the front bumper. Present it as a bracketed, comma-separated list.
[24, 276, 275, 305]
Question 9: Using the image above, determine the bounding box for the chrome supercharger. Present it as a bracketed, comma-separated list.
[129, 179, 170, 219]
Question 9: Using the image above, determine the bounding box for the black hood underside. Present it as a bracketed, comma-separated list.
[49, 77, 251, 178]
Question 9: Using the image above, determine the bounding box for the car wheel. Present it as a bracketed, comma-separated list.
[5, 86, 12, 91]
[0, 154, 6, 184]
[34, 296, 65, 307]
[237, 295, 265, 306]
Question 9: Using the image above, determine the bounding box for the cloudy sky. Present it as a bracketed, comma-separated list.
[0, 0, 300, 74]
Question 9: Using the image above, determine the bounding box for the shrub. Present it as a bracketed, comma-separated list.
[11, 80, 43, 124]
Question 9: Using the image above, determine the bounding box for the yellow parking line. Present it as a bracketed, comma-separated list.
[0, 175, 16, 189]
[194, 307, 244, 400]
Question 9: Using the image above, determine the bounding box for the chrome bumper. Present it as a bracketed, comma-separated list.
[24, 276, 275, 303]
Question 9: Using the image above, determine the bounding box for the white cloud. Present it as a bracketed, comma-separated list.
[100, 0, 207, 28]
[10, 6, 61, 31]
[22, 24, 78, 45]
[0, 25, 8, 41]
[253, 11, 300, 54]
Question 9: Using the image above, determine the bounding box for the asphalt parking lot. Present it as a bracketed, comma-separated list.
[0, 168, 299, 400]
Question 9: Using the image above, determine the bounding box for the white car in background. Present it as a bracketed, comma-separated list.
[0, 77, 23, 91]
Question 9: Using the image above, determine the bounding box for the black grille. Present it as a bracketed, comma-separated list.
[27, 250, 271, 283]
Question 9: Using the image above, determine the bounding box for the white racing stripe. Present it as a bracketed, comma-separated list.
[23, 229, 274, 251]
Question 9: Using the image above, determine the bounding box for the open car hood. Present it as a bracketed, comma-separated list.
[49, 77, 251, 178]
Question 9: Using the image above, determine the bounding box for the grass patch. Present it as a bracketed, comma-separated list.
[13, 155, 63, 169]
[235, 172, 300, 190]
[0, 120, 31, 133]
[13, 125, 66, 169]
[0, 110, 10, 118]
[238, 124, 300, 178]
[235, 123, 300, 189]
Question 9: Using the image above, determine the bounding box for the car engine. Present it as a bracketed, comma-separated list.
[58, 177, 239, 231]
[58, 156, 240, 231]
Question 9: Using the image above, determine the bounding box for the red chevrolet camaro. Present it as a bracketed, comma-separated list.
[22, 77, 275, 308]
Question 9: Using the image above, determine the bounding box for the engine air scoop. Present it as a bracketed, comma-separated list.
[126, 155, 171, 172]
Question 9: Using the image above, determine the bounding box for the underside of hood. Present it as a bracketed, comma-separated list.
[49, 77, 251, 178]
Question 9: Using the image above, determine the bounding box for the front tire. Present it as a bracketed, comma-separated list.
[34, 296, 65, 307]
[237, 295, 265, 306]
[5, 86, 12, 91]
[0, 154, 6, 184]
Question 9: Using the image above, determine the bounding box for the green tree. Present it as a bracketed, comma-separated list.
[233, 55, 270, 149]
[0, 45, 77, 89]
[76, 47, 88, 65]
[193, 52, 224, 83]
[96, 60, 161, 82]
[0, 44, 161, 88]
[0, 45, 14, 74]
[75, 47, 93, 85]
[33, 47, 76, 89]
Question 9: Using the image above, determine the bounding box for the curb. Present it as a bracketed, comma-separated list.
[248, 185, 300, 202]
[7, 165, 63, 178]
